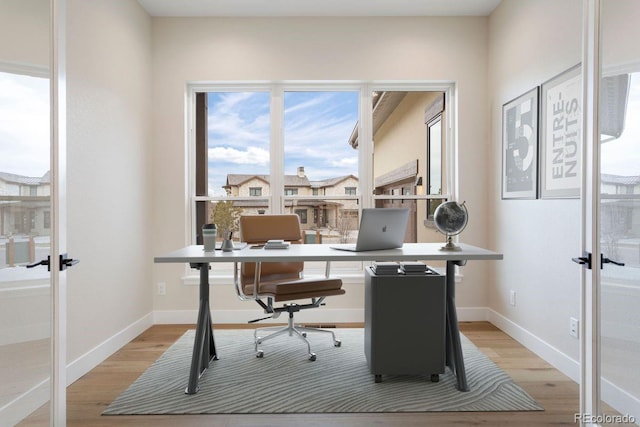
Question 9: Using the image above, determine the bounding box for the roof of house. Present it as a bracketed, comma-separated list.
[601, 174, 640, 185]
[0, 171, 50, 185]
[224, 174, 311, 188]
[309, 174, 358, 188]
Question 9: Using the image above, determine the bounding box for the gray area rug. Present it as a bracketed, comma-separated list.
[103, 328, 542, 414]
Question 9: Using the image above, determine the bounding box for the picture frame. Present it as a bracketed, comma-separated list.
[501, 87, 539, 199]
[540, 64, 582, 198]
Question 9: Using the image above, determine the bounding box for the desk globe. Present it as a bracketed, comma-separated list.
[434, 201, 468, 251]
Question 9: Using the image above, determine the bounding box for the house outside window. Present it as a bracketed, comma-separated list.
[345, 187, 356, 195]
[249, 187, 262, 196]
[284, 188, 298, 196]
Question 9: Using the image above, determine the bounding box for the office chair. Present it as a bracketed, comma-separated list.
[234, 214, 345, 361]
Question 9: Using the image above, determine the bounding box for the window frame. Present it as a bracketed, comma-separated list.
[185, 81, 456, 281]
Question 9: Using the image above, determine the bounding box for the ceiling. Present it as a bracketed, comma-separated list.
[137, 0, 502, 17]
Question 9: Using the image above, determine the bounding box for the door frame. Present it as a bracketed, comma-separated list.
[580, 0, 601, 423]
[50, 0, 67, 424]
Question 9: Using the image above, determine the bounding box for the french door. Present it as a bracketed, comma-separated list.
[582, 1, 640, 425]
[0, 0, 67, 425]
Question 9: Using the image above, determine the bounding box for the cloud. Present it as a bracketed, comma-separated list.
[0, 72, 50, 177]
[208, 146, 269, 165]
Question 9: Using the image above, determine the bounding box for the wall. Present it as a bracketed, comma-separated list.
[151, 16, 493, 321]
[373, 91, 442, 245]
[487, 0, 583, 371]
[65, 0, 153, 375]
[0, 0, 49, 69]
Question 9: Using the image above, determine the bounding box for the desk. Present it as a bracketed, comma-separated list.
[154, 243, 502, 394]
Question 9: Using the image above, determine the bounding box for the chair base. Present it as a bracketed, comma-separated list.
[254, 309, 341, 361]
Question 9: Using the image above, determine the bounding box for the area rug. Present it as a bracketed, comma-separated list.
[103, 329, 542, 415]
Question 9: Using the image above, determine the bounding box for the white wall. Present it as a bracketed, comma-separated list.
[66, 0, 153, 370]
[0, 0, 49, 69]
[150, 16, 494, 320]
[487, 0, 583, 367]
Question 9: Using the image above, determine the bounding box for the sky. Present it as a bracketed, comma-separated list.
[0, 72, 50, 177]
[601, 73, 640, 176]
[0, 70, 637, 190]
[207, 90, 359, 196]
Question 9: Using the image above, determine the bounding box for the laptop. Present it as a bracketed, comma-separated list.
[330, 208, 409, 252]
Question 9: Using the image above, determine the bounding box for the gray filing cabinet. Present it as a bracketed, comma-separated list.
[364, 266, 446, 383]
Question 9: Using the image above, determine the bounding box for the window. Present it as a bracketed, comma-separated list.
[190, 83, 454, 276]
[424, 94, 447, 224]
[295, 209, 308, 224]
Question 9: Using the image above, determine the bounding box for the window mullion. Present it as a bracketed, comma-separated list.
[271, 86, 284, 213]
[360, 86, 373, 209]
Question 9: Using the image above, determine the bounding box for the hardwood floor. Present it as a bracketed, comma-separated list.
[19, 322, 585, 427]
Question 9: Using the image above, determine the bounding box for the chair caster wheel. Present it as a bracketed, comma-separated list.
[375, 374, 382, 383]
[256, 338, 262, 344]
[302, 333, 307, 338]
[309, 353, 317, 361]
[430, 374, 439, 382]
[256, 350, 264, 358]
[334, 340, 342, 347]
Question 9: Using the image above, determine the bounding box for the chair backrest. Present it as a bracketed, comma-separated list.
[239, 215, 304, 285]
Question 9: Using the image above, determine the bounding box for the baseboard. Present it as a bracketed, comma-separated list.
[487, 309, 580, 383]
[602, 375, 640, 423]
[66, 312, 154, 385]
[0, 378, 49, 427]
[456, 307, 489, 322]
[1, 313, 153, 426]
[153, 306, 492, 326]
[154, 308, 366, 325]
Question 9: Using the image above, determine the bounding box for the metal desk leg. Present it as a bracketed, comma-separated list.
[185, 262, 218, 394]
[445, 260, 469, 392]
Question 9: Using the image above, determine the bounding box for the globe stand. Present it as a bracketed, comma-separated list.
[440, 234, 462, 251]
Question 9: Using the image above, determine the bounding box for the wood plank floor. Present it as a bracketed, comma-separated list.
[19, 322, 584, 427]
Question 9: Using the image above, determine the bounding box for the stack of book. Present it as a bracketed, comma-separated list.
[264, 239, 291, 249]
[371, 262, 400, 275]
[400, 262, 428, 275]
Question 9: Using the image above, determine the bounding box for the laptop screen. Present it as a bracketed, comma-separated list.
[331, 208, 409, 252]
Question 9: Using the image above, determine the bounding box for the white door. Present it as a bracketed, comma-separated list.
[0, 0, 68, 425]
[597, 1, 640, 424]
[580, 1, 640, 425]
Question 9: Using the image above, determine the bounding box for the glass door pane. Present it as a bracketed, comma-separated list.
[599, 1, 640, 423]
[0, 70, 51, 424]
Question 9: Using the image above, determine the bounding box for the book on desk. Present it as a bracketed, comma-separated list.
[264, 239, 291, 249]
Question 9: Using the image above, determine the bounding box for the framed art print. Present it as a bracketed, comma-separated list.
[540, 64, 582, 198]
[502, 87, 539, 199]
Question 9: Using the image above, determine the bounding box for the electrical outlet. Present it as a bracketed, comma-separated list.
[570, 317, 579, 338]
[157, 282, 166, 296]
[509, 290, 516, 306]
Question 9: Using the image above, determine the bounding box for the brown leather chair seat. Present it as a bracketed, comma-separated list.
[236, 214, 345, 361]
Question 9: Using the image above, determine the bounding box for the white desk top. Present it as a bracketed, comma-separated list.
[154, 242, 502, 264]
